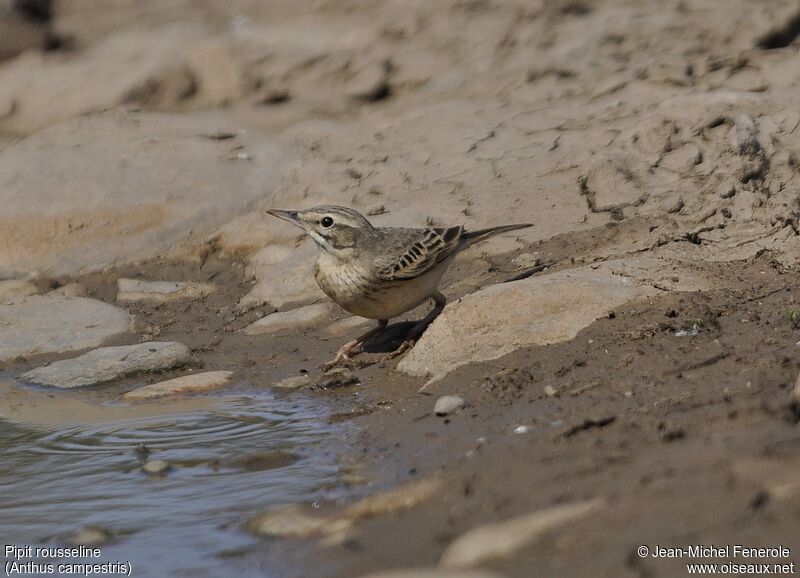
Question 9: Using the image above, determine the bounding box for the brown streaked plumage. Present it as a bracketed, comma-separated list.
[267, 205, 532, 366]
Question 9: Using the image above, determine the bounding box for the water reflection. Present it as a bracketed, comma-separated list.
[0, 391, 345, 577]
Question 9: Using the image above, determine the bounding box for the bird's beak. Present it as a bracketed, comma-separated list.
[266, 209, 302, 228]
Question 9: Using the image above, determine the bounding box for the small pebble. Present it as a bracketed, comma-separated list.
[513, 425, 533, 434]
[142, 460, 171, 476]
[675, 324, 699, 337]
[543, 385, 557, 397]
[434, 395, 465, 416]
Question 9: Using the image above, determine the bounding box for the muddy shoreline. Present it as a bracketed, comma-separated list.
[246, 249, 800, 578]
[5, 219, 800, 577]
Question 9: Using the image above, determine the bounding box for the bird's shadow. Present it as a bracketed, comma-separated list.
[360, 321, 417, 354]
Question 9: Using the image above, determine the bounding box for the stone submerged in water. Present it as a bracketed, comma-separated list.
[21, 342, 192, 388]
[142, 460, 171, 476]
[123, 371, 233, 401]
[66, 527, 112, 547]
[117, 278, 216, 303]
[270, 375, 312, 390]
[223, 451, 299, 472]
[271, 369, 359, 391]
[0, 295, 131, 362]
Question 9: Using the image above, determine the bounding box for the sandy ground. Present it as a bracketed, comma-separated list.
[2, 0, 800, 576]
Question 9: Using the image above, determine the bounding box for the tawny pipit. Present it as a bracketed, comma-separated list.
[267, 205, 531, 366]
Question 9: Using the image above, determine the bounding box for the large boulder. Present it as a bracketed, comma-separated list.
[397, 267, 656, 379]
[0, 109, 292, 276]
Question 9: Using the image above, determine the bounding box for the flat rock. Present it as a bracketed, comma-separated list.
[123, 371, 233, 401]
[21, 341, 191, 388]
[248, 478, 441, 538]
[243, 303, 334, 335]
[0, 295, 130, 362]
[344, 478, 442, 520]
[117, 278, 216, 303]
[434, 396, 465, 416]
[439, 499, 604, 569]
[0, 109, 291, 276]
[398, 268, 653, 378]
[247, 505, 351, 539]
[239, 241, 326, 310]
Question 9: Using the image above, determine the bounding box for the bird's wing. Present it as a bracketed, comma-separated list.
[374, 226, 463, 281]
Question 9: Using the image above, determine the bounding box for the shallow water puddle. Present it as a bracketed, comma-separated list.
[0, 380, 346, 577]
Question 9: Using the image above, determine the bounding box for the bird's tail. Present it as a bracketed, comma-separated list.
[461, 223, 532, 246]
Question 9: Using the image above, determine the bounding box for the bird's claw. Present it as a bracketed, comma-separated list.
[385, 339, 416, 360]
[321, 340, 363, 371]
[320, 354, 349, 372]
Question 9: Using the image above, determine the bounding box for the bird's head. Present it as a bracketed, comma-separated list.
[267, 205, 376, 258]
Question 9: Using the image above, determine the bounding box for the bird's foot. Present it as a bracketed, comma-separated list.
[321, 339, 363, 371]
[383, 338, 416, 361]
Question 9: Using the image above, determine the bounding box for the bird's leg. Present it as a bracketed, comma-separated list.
[323, 319, 388, 370]
[387, 292, 446, 359]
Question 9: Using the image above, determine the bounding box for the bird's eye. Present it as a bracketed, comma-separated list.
[321, 216, 334, 228]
